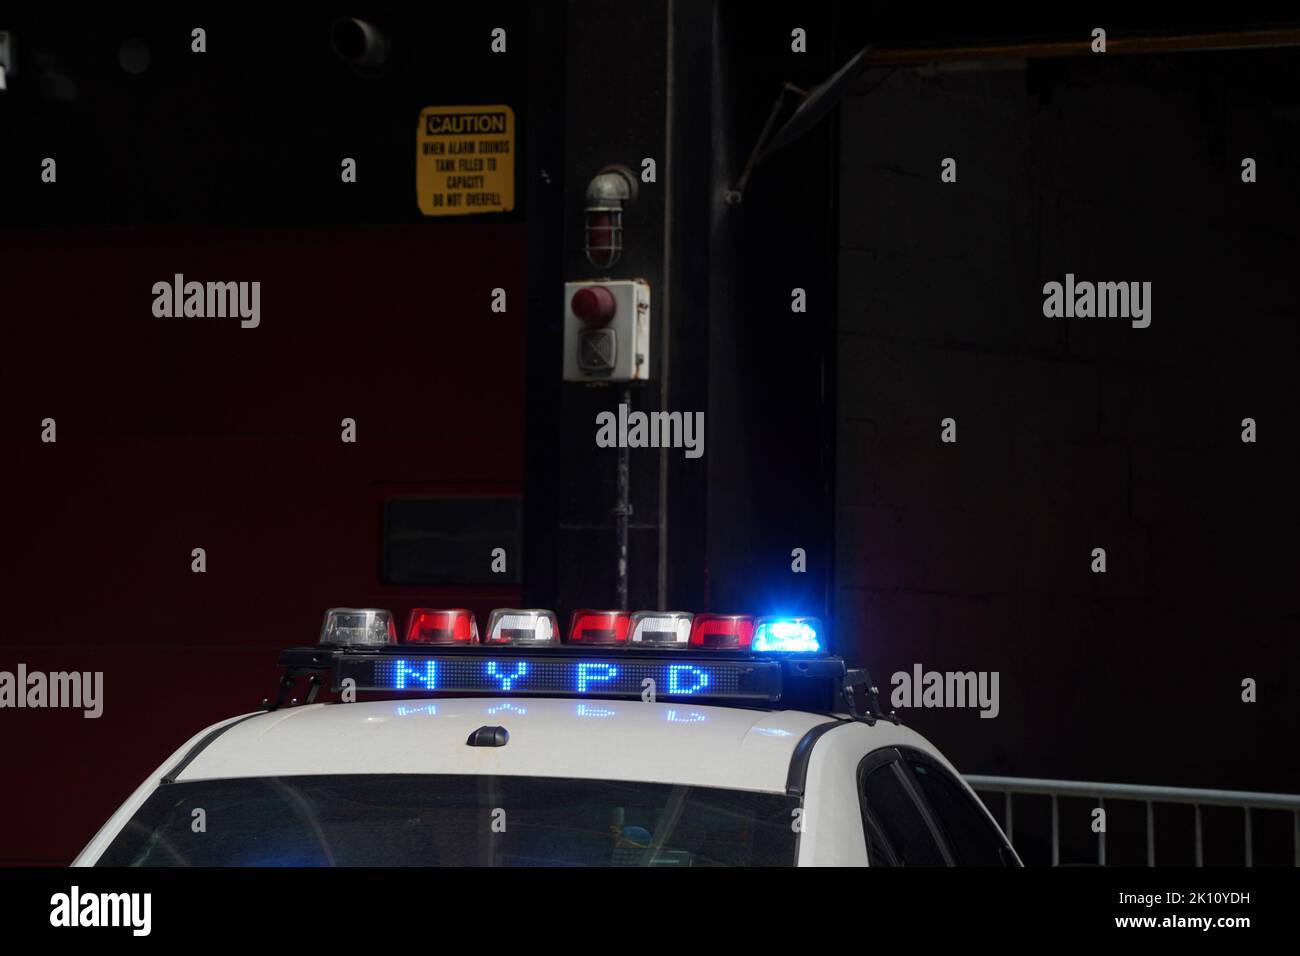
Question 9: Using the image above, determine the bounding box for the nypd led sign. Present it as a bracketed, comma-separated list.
[334, 654, 782, 702]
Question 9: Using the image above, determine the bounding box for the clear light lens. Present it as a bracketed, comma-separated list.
[628, 611, 693, 648]
[752, 618, 822, 653]
[319, 608, 397, 646]
[485, 608, 560, 645]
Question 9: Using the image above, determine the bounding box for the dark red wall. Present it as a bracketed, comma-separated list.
[0, 224, 526, 863]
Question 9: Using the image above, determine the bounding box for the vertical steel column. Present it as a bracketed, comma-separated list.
[615, 389, 632, 608]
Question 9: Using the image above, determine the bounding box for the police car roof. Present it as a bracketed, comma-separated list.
[172, 698, 846, 794]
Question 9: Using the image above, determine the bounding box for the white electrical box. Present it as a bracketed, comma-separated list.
[563, 278, 650, 383]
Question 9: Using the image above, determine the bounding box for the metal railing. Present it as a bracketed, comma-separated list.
[966, 775, 1300, 866]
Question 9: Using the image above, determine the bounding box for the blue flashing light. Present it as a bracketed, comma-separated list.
[752, 618, 822, 653]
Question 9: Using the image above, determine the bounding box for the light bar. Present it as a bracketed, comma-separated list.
[405, 608, 479, 645]
[627, 611, 693, 649]
[567, 609, 631, 645]
[752, 617, 823, 653]
[689, 614, 754, 650]
[319, 608, 397, 646]
[485, 608, 560, 646]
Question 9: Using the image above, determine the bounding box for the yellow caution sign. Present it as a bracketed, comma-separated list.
[416, 105, 515, 216]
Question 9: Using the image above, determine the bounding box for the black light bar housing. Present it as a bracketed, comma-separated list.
[267, 645, 892, 722]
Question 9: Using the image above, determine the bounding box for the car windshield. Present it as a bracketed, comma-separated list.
[95, 774, 801, 867]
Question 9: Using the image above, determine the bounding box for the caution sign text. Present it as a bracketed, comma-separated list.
[416, 105, 515, 216]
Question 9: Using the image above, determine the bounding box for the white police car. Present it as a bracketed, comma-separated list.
[74, 608, 1019, 867]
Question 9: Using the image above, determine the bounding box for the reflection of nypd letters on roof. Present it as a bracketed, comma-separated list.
[171, 698, 846, 793]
